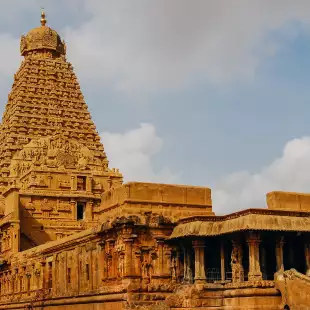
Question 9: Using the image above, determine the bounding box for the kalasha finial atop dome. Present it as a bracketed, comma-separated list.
[20, 10, 66, 57]
[40, 9, 47, 26]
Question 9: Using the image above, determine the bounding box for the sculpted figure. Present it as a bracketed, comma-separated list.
[142, 252, 153, 280]
[231, 243, 243, 283]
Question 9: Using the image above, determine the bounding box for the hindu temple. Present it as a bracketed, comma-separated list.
[0, 11, 308, 310]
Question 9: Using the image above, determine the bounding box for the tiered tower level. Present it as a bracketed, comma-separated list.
[0, 12, 122, 252]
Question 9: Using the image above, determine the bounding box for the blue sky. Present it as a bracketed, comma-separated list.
[1, 1, 310, 214]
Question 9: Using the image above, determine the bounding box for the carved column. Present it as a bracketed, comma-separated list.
[260, 244, 267, 280]
[106, 240, 115, 279]
[183, 245, 193, 283]
[91, 247, 97, 290]
[52, 255, 57, 295]
[73, 247, 80, 293]
[40, 261, 46, 290]
[276, 236, 285, 271]
[14, 268, 19, 293]
[231, 240, 244, 283]
[97, 242, 105, 285]
[70, 200, 76, 220]
[175, 250, 181, 282]
[85, 201, 93, 221]
[192, 240, 206, 283]
[123, 237, 134, 277]
[47, 175, 52, 188]
[64, 251, 68, 294]
[163, 245, 172, 276]
[70, 176, 76, 191]
[155, 238, 165, 276]
[86, 176, 92, 192]
[58, 254, 64, 295]
[134, 248, 142, 277]
[247, 232, 262, 281]
[220, 241, 225, 281]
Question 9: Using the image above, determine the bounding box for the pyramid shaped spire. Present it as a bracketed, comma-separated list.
[0, 13, 122, 191]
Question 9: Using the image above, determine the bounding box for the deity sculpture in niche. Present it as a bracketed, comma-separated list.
[142, 251, 154, 281]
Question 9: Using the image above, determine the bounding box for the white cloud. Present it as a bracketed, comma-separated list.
[1, 2, 310, 95]
[64, 0, 310, 93]
[101, 123, 181, 183]
[213, 137, 310, 215]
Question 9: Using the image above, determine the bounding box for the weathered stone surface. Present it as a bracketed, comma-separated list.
[0, 10, 308, 310]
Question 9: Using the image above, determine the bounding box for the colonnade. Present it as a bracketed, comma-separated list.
[183, 232, 310, 284]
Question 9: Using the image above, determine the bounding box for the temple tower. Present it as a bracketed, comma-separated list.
[0, 12, 122, 254]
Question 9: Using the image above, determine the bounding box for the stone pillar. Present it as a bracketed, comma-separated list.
[163, 245, 172, 276]
[192, 240, 206, 283]
[220, 241, 225, 281]
[305, 243, 310, 276]
[247, 232, 262, 281]
[57, 254, 64, 295]
[47, 175, 52, 188]
[276, 236, 285, 271]
[70, 200, 76, 220]
[231, 240, 244, 283]
[123, 238, 134, 277]
[155, 238, 165, 276]
[107, 240, 116, 279]
[260, 244, 267, 280]
[86, 176, 92, 192]
[63, 251, 68, 294]
[91, 248, 97, 290]
[134, 248, 142, 278]
[97, 242, 105, 285]
[53, 254, 58, 295]
[72, 247, 80, 293]
[183, 246, 193, 283]
[85, 201, 93, 221]
[71, 176, 76, 191]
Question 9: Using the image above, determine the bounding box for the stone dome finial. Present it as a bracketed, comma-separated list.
[40, 9, 47, 26]
[20, 10, 66, 57]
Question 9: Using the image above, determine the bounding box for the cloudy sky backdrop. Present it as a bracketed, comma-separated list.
[1, 1, 310, 214]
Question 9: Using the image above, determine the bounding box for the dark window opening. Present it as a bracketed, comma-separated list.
[67, 268, 71, 284]
[86, 263, 90, 281]
[40, 226, 44, 231]
[77, 176, 87, 191]
[77, 202, 86, 220]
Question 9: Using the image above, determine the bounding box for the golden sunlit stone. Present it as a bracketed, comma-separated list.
[0, 12, 308, 310]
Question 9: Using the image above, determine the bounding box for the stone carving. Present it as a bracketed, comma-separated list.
[231, 241, 244, 283]
[1, 10, 310, 310]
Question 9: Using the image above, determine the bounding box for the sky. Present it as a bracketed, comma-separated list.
[1, 1, 310, 214]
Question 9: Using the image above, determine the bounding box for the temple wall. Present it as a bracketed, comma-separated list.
[0, 213, 177, 309]
[267, 191, 310, 211]
[18, 193, 99, 250]
[96, 182, 213, 222]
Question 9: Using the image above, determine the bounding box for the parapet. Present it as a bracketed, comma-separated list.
[97, 182, 213, 221]
[267, 191, 310, 212]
